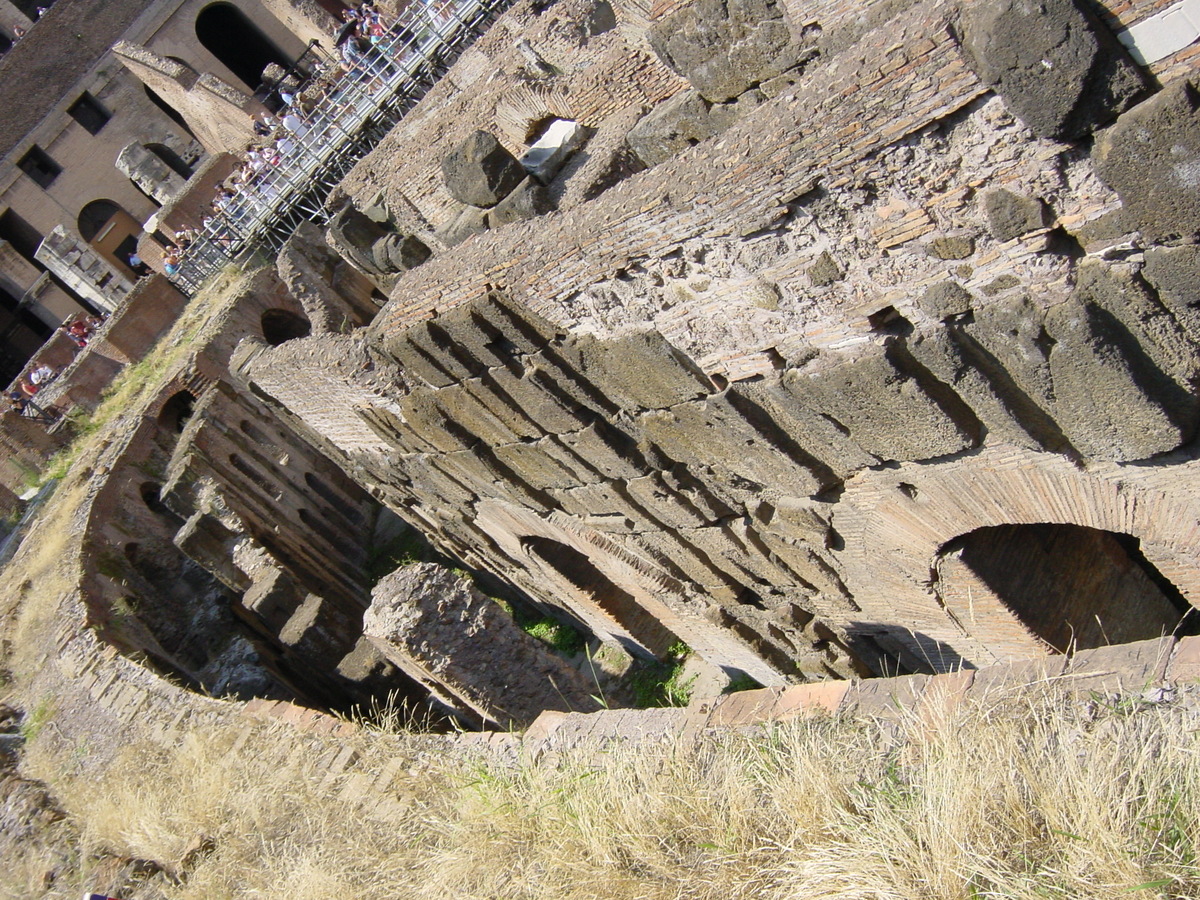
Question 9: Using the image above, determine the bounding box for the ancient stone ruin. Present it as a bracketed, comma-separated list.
[7, 0, 1200, 730]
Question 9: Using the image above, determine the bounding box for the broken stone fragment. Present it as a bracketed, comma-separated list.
[1094, 80, 1200, 243]
[363, 562, 600, 728]
[807, 251, 842, 286]
[982, 189, 1047, 242]
[956, 0, 1146, 140]
[441, 130, 526, 208]
[920, 281, 973, 320]
[648, 0, 807, 103]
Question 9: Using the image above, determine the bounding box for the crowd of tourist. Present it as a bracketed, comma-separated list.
[163, 0, 471, 276]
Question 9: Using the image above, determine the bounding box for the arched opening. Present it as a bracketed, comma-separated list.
[195, 2, 293, 92]
[261, 308, 311, 346]
[77, 201, 120, 243]
[158, 390, 197, 433]
[146, 143, 194, 180]
[143, 85, 195, 138]
[139, 482, 183, 526]
[937, 523, 1196, 657]
[78, 199, 144, 278]
[522, 536, 677, 658]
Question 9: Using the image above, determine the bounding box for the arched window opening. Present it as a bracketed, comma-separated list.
[139, 482, 183, 526]
[261, 308, 311, 346]
[158, 390, 197, 433]
[937, 523, 1196, 656]
[77, 200, 120, 243]
[195, 2, 293, 91]
[146, 143, 194, 179]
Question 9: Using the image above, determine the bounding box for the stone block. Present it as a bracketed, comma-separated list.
[926, 235, 974, 260]
[548, 480, 646, 531]
[492, 441, 585, 489]
[520, 118, 587, 184]
[435, 203, 490, 247]
[640, 395, 824, 495]
[919, 281, 974, 320]
[1095, 80, 1200, 242]
[842, 674, 929, 718]
[1061, 636, 1175, 693]
[434, 382, 527, 447]
[648, 0, 807, 102]
[488, 177, 554, 228]
[1044, 291, 1191, 461]
[486, 365, 592, 435]
[783, 344, 978, 463]
[364, 564, 595, 727]
[957, 0, 1146, 140]
[398, 390, 475, 452]
[627, 89, 761, 167]
[1142, 243, 1200, 342]
[982, 189, 1047, 242]
[563, 329, 714, 410]
[807, 251, 842, 286]
[558, 420, 650, 480]
[441, 131, 526, 208]
[625, 472, 717, 528]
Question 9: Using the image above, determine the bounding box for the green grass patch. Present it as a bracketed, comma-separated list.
[522, 617, 585, 655]
[629, 641, 696, 708]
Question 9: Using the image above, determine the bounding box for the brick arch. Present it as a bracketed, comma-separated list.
[473, 499, 786, 684]
[832, 443, 1200, 669]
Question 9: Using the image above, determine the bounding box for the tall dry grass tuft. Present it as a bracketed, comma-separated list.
[26, 685, 1200, 900]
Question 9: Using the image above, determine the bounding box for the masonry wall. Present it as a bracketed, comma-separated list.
[235, 0, 1200, 687]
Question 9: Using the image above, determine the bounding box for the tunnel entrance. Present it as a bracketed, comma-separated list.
[196, 2, 293, 92]
[937, 523, 1195, 656]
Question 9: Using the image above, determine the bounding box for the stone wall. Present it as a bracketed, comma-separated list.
[234, 0, 1200, 688]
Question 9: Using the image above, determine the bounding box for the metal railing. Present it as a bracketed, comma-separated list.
[172, 0, 510, 293]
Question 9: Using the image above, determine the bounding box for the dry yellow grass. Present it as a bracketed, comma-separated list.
[20, 684, 1200, 900]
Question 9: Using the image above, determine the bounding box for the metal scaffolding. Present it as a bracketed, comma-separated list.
[171, 0, 510, 293]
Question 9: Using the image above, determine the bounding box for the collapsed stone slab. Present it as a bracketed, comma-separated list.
[956, 0, 1145, 140]
[363, 563, 600, 728]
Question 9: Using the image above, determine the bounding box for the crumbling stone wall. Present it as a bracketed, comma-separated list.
[232, 0, 1200, 687]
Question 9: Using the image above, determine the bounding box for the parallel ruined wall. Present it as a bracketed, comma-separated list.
[238, 0, 1200, 684]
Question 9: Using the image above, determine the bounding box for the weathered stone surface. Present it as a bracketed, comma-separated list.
[626, 90, 756, 168]
[565, 329, 714, 410]
[363, 563, 600, 728]
[488, 177, 554, 228]
[785, 344, 979, 462]
[957, 0, 1146, 140]
[1094, 80, 1200, 242]
[640, 395, 825, 495]
[648, 0, 805, 103]
[441, 131, 526, 208]
[982, 189, 1047, 242]
[434, 202, 490, 247]
[920, 281, 973, 320]
[926, 235, 974, 260]
[807, 251, 842, 286]
[1044, 298, 1185, 460]
[1143, 244, 1200, 342]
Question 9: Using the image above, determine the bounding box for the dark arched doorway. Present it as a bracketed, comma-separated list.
[78, 200, 143, 278]
[937, 523, 1196, 656]
[196, 3, 293, 91]
[158, 390, 197, 433]
[261, 308, 311, 345]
